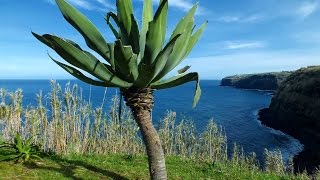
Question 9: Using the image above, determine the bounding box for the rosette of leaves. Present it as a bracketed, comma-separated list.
[32, 0, 207, 179]
[0, 133, 42, 163]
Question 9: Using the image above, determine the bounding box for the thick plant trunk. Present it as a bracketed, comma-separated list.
[123, 87, 167, 180]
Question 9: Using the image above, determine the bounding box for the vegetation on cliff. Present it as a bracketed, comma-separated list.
[221, 72, 292, 90]
[259, 66, 320, 173]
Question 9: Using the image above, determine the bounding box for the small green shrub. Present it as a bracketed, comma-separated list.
[0, 133, 43, 163]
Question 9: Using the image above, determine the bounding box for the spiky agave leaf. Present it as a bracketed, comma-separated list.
[105, 12, 121, 39]
[32, 33, 132, 88]
[143, 0, 168, 65]
[14, 133, 23, 152]
[151, 72, 201, 108]
[178, 66, 191, 74]
[135, 34, 181, 87]
[182, 21, 208, 59]
[152, 4, 198, 82]
[113, 40, 139, 81]
[139, 0, 153, 61]
[116, 0, 140, 54]
[50, 56, 121, 87]
[55, 0, 110, 61]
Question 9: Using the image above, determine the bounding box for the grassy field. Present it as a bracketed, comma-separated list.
[0, 153, 308, 180]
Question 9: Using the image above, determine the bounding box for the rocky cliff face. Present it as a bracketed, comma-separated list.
[221, 72, 291, 90]
[258, 66, 320, 173]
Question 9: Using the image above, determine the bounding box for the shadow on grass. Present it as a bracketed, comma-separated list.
[23, 157, 129, 180]
[0, 146, 129, 179]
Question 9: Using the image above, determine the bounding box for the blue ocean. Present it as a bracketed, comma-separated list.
[0, 80, 303, 163]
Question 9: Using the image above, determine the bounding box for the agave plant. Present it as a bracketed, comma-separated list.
[33, 0, 206, 179]
[0, 133, 42, 163]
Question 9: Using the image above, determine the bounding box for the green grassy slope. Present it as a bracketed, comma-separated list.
[0, 153, 308, 180]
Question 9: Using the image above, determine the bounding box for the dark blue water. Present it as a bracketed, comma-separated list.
[0, 80, 302, 162]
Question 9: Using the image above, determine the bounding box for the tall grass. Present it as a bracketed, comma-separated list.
[0, 81, 141, 155]
[0, 81, 314, 178]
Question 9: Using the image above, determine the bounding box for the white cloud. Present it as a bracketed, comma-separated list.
[297, 1, 319, 18]
[46, 0, 201, 13]
[272, 1, 319, 20]
[218, 14, 265, 23]
[164, 0, 193, 11]
[95, 0, 116, 10]
[216, 1, 319, 23]
[69, 0, 92, 9]
[224, 41, 266, 50]
[148, 0, 203, 14]
[218, 16, 240, 23]
[45, 0, 115, 11]
[45, 0, 93, 9]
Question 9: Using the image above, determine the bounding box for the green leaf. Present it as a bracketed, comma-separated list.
[152, 34, 181, 80]
[105, 12, 120, 39]
[0, 144, 13, 149]
[135, 34, 181, 87]
[152, 20, 193, 82]
[178, 65, 191, 74]
[169, 3, 198, 41]
[0, 154, 22, 162]
[129, 14, 140, 54]
[116, 0, 140, 54]
[139, 0, 153, 60]
[107, 43, 116, 70]
[14, 134, 23, 153]
[32, 32, 132, 88]
[114, 40, 138, 82]
[31, 154, 43, 160]
[24, 146, 31, 154]
[151, 72, 201, 108]
[116, 0, 133, 38]
[25, 138, 32, 147]
[143, 0, 168, 65]
[152, 3, 205, 82]
[64, 39, 83, 51]
[158, 0, 167, 46]
[55, 0, 110, 61]
[25, 154, 30, 161]
[182, 21, 208, 59]
[51, 57, 122, 87]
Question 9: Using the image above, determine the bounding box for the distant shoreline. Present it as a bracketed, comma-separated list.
[220, 71, 292, 91]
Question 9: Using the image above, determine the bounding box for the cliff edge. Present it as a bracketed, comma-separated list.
[258, 66, 320, 173]
[221, 72, 292, 90]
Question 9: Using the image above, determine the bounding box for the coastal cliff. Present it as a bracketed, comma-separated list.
[258, 66, 320, 173]
[221, 72, 292, 90]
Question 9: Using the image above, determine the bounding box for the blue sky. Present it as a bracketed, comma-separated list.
[1, 0, 320, 80]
